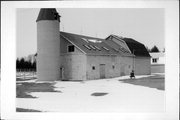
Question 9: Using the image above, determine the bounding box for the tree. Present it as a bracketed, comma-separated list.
[16, 53, 37, 71]
[19, 58, 25, 70]
[163, 48, 165, 52]
[16, 58, 20, 70]
[150, 45, 160, 52]
[32, 60, 36, 71]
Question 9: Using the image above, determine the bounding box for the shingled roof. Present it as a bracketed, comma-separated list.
[122, 37, 150, 57]
[60, 32, 134, 56]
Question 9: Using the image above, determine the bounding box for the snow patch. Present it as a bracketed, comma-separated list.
[16, 75, 164, 112]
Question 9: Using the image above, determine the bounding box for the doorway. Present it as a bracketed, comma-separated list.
[99, 64, 105, 79]
[60, 67, 64, 80]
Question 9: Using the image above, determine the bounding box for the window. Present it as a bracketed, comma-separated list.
[83, 44, 91, 50]
[92, 66, 95, 70]
[152, 58, 158, 63]
[68, 45, 75, 52]
[112, 65, 115, 69]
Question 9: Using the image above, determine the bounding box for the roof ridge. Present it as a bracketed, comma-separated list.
[60, 31, 104, 40]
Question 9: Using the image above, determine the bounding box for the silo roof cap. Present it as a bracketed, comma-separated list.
[36, 8, 60, 22]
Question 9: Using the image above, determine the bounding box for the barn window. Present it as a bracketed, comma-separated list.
[92, 66, 95, 70]
[68, 45, 75, 52]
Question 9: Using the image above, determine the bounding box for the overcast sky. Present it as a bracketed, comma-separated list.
[17, 8, 164, 58]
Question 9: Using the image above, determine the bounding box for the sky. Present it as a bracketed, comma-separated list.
[17, 8, 164, 58]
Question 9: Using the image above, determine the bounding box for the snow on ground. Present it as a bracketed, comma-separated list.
[16, 75, 164, 112]
[17, 79, 37, 83]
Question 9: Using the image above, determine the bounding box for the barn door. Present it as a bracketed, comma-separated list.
[99, 64, 105, 79]
[60, 67, 64, 80]
[120, 65, 125, 76]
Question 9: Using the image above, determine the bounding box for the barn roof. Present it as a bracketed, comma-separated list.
[122, 37, 150, 57]
[108, 35, 150, 57]
[60, 32, 134, 56]
[149, 52, 165, 58]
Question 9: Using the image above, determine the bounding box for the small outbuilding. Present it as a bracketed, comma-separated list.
[150, 52, 165, 73]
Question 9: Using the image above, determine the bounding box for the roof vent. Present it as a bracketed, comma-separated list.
[81, 38, 89, 43]
[94, 45, 101, 51]
[102, 47, 109, 51]
[88, 39, 102, 43]
[83, 44, 91, 50]
[89, 45, 96, 50]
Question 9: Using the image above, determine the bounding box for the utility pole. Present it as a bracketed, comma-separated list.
[133, 49, 135, 71]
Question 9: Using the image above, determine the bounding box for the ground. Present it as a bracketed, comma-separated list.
[16, 72, 165, 112]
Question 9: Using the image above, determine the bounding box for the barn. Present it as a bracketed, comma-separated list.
[106, 35, 151, 75]
[36, 8, 151, 81]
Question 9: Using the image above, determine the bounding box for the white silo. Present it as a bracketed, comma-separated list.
[36, 8, 61, 81]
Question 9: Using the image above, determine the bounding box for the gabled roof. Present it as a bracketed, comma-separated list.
[108, 35, 150, 57]
[105, 35, 133, 57]
[60, 32, 133, 56]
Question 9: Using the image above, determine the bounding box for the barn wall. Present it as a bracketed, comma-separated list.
[151, 64, 165, 73]
[86, 55, 133, 80]
[60, 37, 86, 80]
[134, 57, 151, 75]
[86, 55, 119, 80]
[60, 36, 83, 54]
[119, 56, 133, 76]
[60, 53, 86, 80]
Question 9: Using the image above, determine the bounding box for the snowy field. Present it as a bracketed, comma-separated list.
[16, 74, 165, 112]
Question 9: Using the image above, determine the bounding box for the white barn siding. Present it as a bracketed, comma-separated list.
[134, 57, 151, 75]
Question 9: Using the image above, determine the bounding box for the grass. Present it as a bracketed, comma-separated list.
[16, 108, 41, 112]
[16, 82, 61, 98]
[120, 74, 164, 90]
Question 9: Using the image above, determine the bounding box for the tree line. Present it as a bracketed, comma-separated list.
[16, 57, 36, 72]
[146, 45, 165, 53]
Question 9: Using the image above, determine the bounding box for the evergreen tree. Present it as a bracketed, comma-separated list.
[150, 45, 160, 52]
[16, 53, 37, 71]
[16, 58, 20, 70]
[19, 58, 25, 71]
